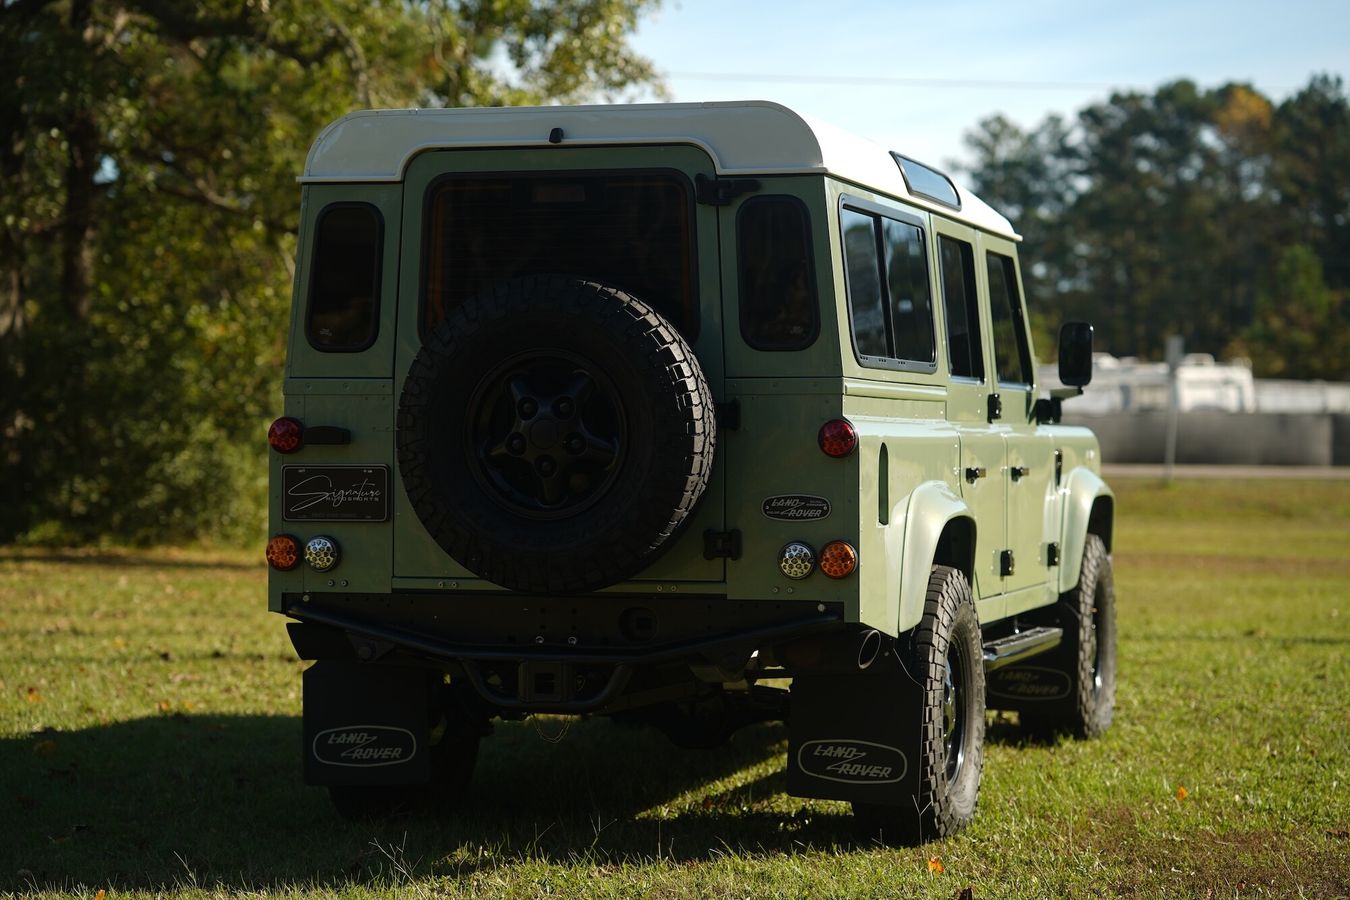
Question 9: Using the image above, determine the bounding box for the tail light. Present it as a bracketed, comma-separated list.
[818, 419, 857, 458]
[266, 534, 301, 570]
[268, 417, 303, 453]
[778, 542, 816, 580]
[819, 540, 858, 579]
[304, 535, 341, 572]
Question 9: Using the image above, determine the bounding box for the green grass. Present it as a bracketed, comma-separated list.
[3, 478, 1349, 898]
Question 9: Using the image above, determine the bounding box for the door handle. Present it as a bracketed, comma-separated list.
[1010, 466, 1030, 482]
[964, 466, 988, 484]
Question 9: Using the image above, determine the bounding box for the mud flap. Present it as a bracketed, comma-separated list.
[985, 660, 1075, 711]
[302, 661, 434, 786]
[786, 664, 923, 807]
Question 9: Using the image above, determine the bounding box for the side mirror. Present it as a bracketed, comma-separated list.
[1058, 322, 1094, 388]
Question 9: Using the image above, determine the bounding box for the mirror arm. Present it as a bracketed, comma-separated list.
[1050, 386, 1083, 400]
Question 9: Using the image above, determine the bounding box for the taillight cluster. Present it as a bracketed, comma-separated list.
[775, 418, 861, 580]
[777, 539, 858, 580]
[267, 534, 341, 572]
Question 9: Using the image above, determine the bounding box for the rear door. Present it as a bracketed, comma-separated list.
[390, 145, 726, 585]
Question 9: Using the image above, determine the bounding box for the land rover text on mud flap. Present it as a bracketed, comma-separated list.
[267, 101, 1116, 841]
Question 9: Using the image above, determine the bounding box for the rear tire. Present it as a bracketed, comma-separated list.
[854, 565, 985, 844]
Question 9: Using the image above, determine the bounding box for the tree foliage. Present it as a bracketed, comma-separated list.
[958, 76, 1350, 376]
[1, 0, 661, 544]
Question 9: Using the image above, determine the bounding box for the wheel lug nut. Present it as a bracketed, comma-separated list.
[507, 433, 526, 455]
[566, 434, 585, 454]
[555, 397, 574, 417]
[536, 456, 556, 476]
[518, 398, 538, 419]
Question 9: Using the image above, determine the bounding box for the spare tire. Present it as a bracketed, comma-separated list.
[397, 276, 716, 593]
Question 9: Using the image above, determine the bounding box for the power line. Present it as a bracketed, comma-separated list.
[666, 71, 1130, 91]
[665, 70, 1281, 93]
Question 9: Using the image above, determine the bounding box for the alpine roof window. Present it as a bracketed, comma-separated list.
[422, 171, 697, 339]
[841, 201, 936, 371]
[305, 203, 382, 352]
[891, 154, 961, 210]
[987, 251, 1034, 386]
[738, 195, 819, 351]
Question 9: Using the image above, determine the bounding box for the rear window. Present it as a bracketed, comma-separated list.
[422, 172, 697, 338]
[305, 204, 382, 352]
[737, 196, 818, 350]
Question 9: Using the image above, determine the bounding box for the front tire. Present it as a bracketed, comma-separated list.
[1021, 534, 1116, 739]
[854, 565, 985, 844]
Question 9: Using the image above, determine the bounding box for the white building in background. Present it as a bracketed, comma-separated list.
[1040, 354, 1350, 415]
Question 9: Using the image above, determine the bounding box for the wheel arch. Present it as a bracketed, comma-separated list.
[1058, 467, 1115, 593]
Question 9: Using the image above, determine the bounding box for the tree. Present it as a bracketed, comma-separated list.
[0, 0, 662, 544]
[1229, 244, 1350, 380]
[956, 76, 1350, 378]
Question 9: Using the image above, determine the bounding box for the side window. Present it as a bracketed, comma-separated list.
[841, 202, 937, 370]
[883, 218, 935, 364]
[986, 251, 1034, 386]
[842, 208, 887, 358]
[306, 204, 382, 351]
[738, 196, 819, 350]
[938, 236, 984, 380]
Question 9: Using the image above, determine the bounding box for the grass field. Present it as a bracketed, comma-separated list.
[2, 478, 1348, 898]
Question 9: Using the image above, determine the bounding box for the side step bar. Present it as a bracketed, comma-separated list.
[982, 626, 1063, 673]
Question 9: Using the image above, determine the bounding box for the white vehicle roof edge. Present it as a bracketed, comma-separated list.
[300, 101, 1018, 239]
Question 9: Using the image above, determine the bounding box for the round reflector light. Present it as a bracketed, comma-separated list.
[818, 419, 857, 458]
[304, 535, 341, 572]
[268, 417, 303, 453]
[778, 541, 816, 580]
[266, 534, 301, 571]
[819, 540, 858, 579]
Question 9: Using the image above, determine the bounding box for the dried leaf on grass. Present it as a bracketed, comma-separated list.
[1176, 785, 1189, 801]
[927, 856, 945, 874]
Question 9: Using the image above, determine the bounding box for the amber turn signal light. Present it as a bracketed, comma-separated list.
[266, 534, 301, 571]
[819, 540, 858, 579]
[268, 417, 303, 453]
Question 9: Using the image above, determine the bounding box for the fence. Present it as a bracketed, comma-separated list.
[1066, 411, 1350, 466]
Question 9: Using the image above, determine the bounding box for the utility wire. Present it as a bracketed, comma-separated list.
[665, 70, 1288, 92]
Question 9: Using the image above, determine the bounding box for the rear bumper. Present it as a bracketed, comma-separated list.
[281, 591, 844, 713]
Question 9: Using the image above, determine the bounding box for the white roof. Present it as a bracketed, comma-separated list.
[302, 101, 1017, 238]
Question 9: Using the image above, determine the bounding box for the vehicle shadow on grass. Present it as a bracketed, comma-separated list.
[0, 712, 861, 893]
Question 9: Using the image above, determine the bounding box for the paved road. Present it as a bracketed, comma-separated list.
[1103, 463, 1350, 480]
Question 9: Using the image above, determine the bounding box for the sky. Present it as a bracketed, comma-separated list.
[628, 0, 1350, 173]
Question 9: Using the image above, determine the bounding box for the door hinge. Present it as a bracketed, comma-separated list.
[1010, 465, 1030, 482]
[703, 529, 743, 560]
[1000, 549, 1016, 577]
[964, 466, 988, 484]
[1047, 542, 1060, 567]
[987, 393, 1003, 422]
[716, 400, 741, 430]
[695, 173, 760, 206]
[1054, 448, 1064, 486]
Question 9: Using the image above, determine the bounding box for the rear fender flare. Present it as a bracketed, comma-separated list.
[889, 480, 974, 635]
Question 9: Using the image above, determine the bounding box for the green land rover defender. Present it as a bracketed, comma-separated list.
[266, 101, 1116, 843]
